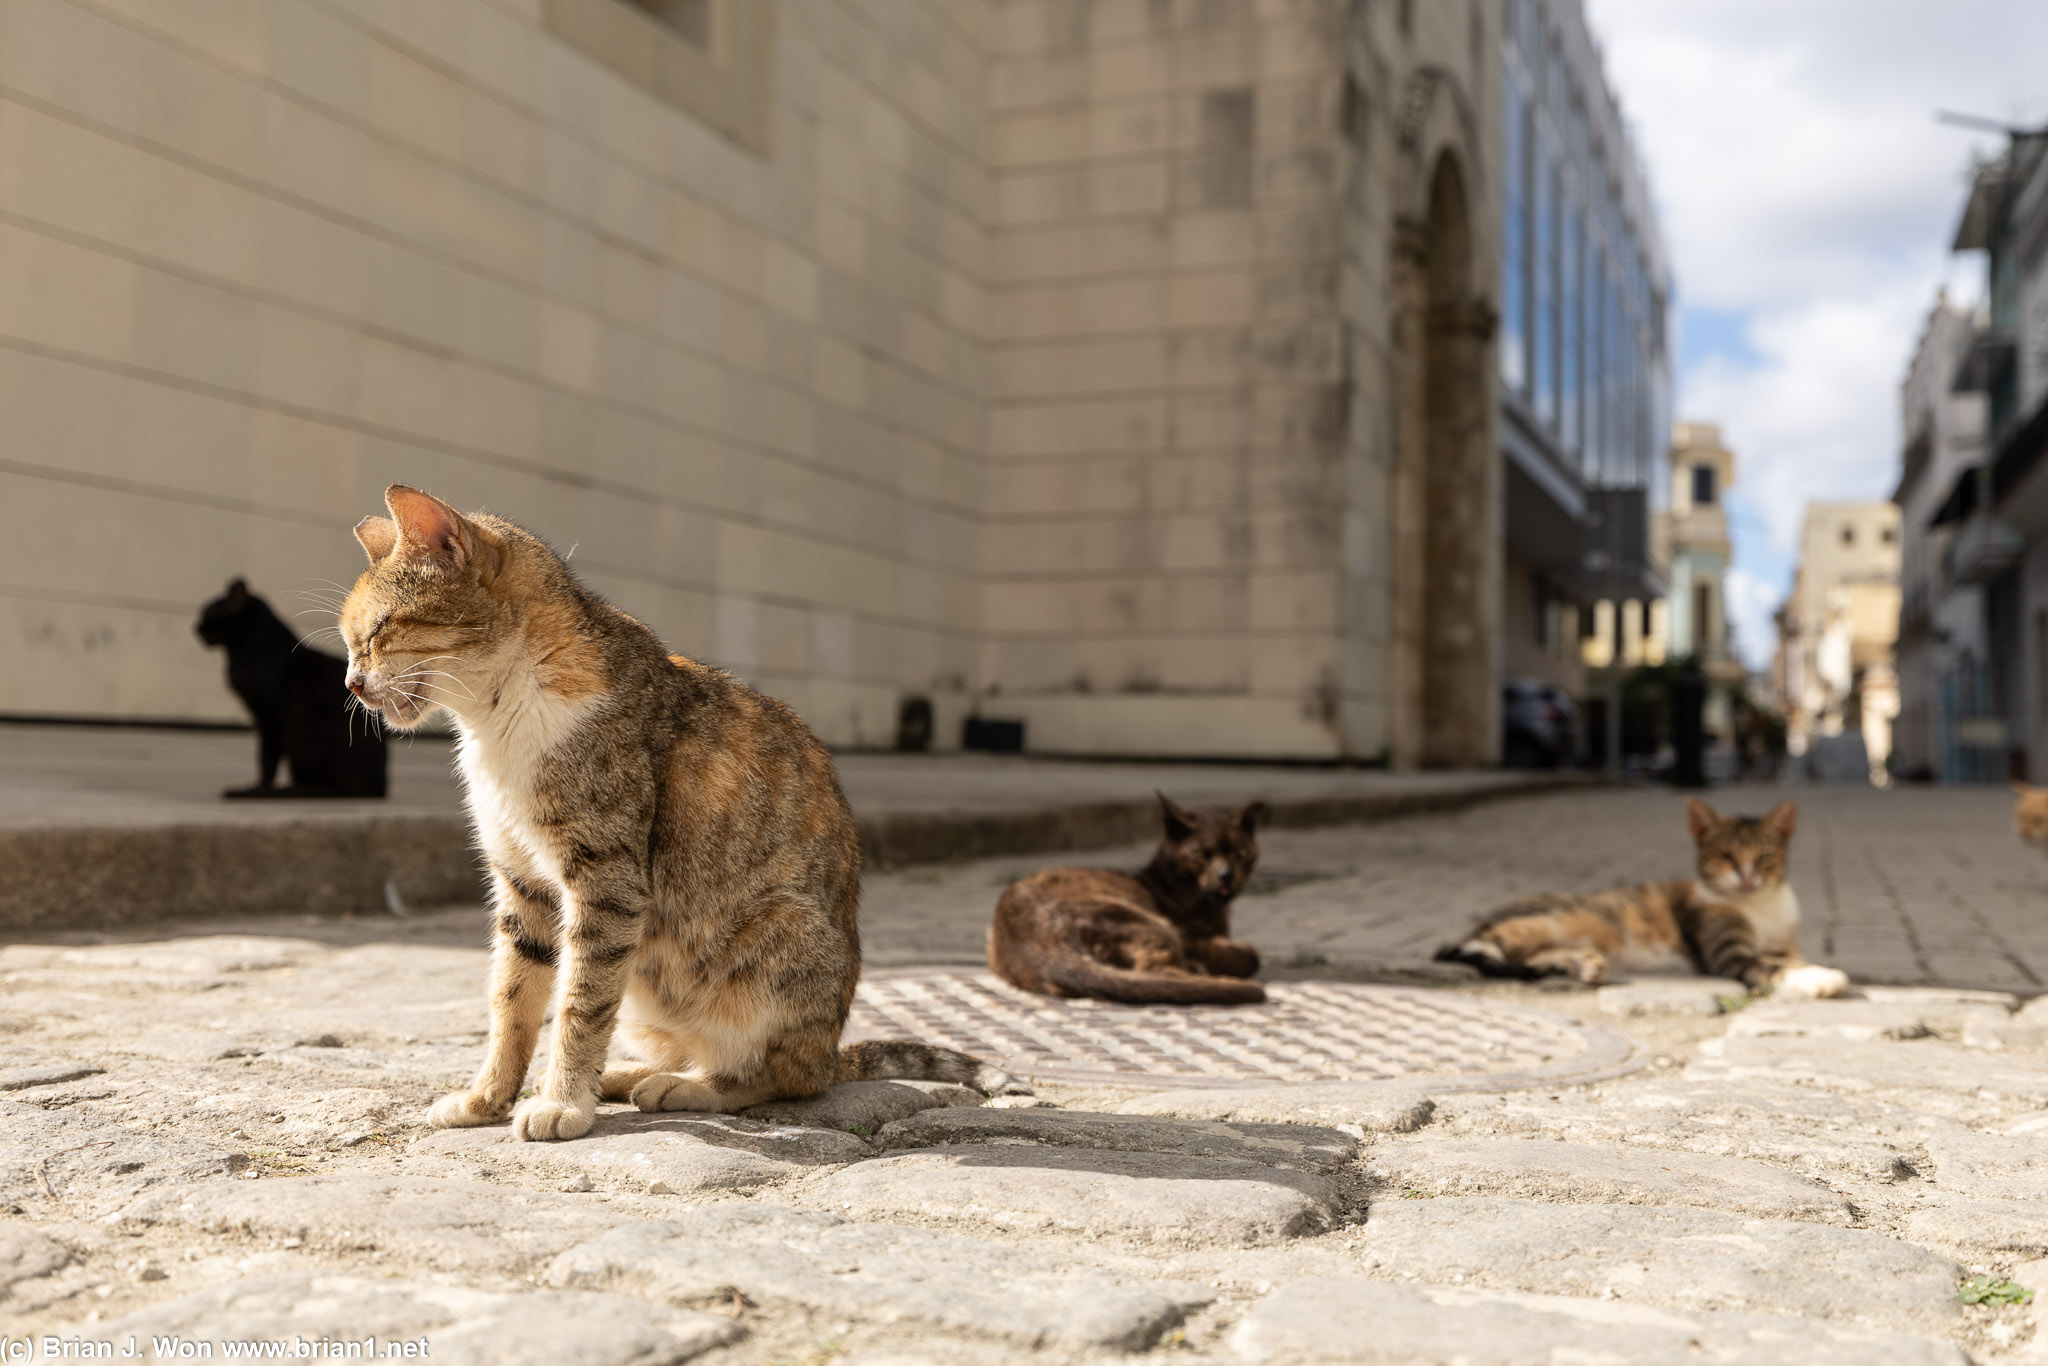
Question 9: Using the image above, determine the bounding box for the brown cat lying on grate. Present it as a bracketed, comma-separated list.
[1436, 799, 1849, 999]
[989, 793, 1268, 1005]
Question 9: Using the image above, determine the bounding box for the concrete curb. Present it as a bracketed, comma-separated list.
[853, 774, 1594, 870]
[0, 816, 483, 932]
[1, 774, 1592, 930]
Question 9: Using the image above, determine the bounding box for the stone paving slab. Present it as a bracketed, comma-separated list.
[1435, 1079, 1965, 1184]
[1595, 976, 1746, 1017]
[1922, 1126, 2048, 1200]
[1363, 1137, 1856, 1223]
[0, 1228, 73, 1298]
[1228, 1277, 1970, 1365]
[800, 1145, 1338, 1246]
[412, 1112, 828, 1193]
[543, 1205, 1212, 1351]
[1106, 1082, 1438, 1131]
[1353, 1196, 1963, 1333]
[1901, 1194, 2048, 1259]
[0, 1101, 247, 1207]
[97, 1271, 741, 1365]
[116, 1175, 635, 1273]
[1689, 1035, 2048, 1114]
[1726, 997, 2014, 1041]
[0, 1064, 103, 1092]
[874, 1106, 1360, 1175]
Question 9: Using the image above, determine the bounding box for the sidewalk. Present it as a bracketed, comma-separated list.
[0, 723, 1584, 929]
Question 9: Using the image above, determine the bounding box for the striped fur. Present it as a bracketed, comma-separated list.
[1437, 800, 1848, 998]
[341, 486, 1017, 1141]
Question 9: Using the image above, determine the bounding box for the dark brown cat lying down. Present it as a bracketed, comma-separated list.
[989, 794, 1267, 1005]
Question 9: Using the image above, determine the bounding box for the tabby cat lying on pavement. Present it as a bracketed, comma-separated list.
[1437, 799, 1849, 999]
[989, 793, 1268, 1005]
[340, 485, 1016, 1142]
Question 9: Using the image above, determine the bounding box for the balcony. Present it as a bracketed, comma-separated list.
[1944, 511, 2024, 587]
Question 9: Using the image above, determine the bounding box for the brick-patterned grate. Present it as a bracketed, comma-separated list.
[849, 969, 1633, 1090]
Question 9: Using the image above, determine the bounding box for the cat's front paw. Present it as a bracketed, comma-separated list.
[1775, 964, 1851, 1000]
[511, 1095, 595, 1141]
[427, 1091, 509, 1129]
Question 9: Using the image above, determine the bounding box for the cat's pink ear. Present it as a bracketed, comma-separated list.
[1765, 802, 1797, 839]
[1685, 799, 1719, 840]
[354, 516, 398, 563]
[385, 485, 472, 570]
[1157, 791, 1196, 839]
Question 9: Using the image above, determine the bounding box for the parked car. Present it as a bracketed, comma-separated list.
[1502, 676, 1577, 768]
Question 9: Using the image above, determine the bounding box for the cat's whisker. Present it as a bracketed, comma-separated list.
[408, 669, 475, 697]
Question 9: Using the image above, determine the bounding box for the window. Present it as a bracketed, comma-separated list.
[1559, 198, 1581, 452]
[543, 0, 775, 155]
[1532, 144, 1557, 425]
[1691, 464, 1716, 506]
[1499, 70, 1529, 392]
[1840, 525, 1855, 547]
[1694, 583, 1712, 654]
[1881, 526, 1898, 544]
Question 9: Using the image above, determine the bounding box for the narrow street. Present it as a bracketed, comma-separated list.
[864, 784, 2048, 995]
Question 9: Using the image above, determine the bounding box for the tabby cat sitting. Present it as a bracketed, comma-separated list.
[989, 793, 1268, 1005]
[1437, 799, 1849, 999]
[340, 485, 1016, 1142]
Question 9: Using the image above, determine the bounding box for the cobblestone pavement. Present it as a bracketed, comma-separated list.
[8, 782, 2048, 1364]
[863, 782, 2048, 993]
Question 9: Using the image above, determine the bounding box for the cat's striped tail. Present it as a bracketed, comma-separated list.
[836, 1039, 1030, 1096]
[1040, 952, 1268, 1006]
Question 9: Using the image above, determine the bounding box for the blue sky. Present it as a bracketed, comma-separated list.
[1582, 0, 2048, 670]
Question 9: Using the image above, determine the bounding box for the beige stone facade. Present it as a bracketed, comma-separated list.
[1776, 502, 1903, 775]
[1, 0, 1495, 760]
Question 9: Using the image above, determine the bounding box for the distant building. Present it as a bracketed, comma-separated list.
[1776, 504, 1902, 781]
[1498, 0, 1672, 728]
[1652, 422, 1741, 752]
[1891, 292, 1990, 782]
[1929, 125, 2048, 780]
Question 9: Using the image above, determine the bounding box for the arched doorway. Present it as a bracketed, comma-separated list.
[1392, 152, 1496, 766]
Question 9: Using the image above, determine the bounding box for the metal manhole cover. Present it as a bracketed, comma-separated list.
[849, 968, 1637, 1091]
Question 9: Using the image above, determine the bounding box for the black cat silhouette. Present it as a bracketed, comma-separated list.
[195, 579, 387, 799]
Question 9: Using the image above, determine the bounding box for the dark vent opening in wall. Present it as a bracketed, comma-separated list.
[628, 0, 711, 46]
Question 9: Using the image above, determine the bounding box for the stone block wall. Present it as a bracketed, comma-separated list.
[1, 0, 1500, 763]
[0, 0, 991, 746]
[978, 0, 1358, 757]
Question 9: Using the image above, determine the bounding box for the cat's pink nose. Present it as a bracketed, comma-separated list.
[345, 670, 368, 697]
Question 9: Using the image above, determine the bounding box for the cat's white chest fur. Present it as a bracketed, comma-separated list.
[1732, 882, 1800, 952]
[452, 684, 596, 880]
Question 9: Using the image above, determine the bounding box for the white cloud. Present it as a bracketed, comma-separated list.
[1582, 0, 2048, 669]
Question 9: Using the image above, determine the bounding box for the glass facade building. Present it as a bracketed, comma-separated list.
[1497, 0, 1672, 712]
[1500, 0, 1667, 494]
